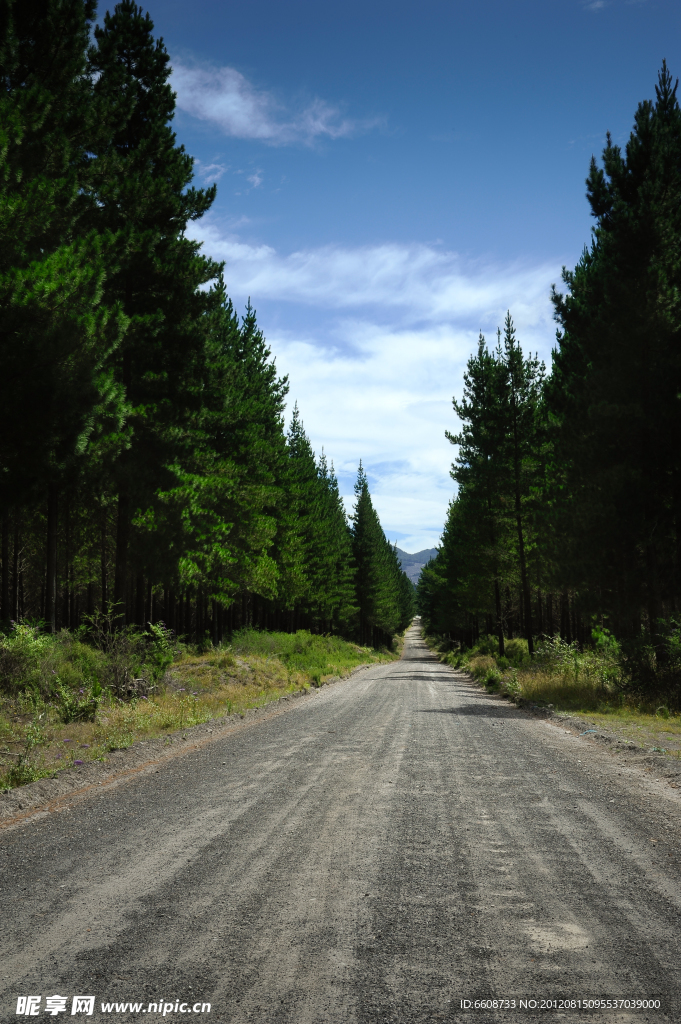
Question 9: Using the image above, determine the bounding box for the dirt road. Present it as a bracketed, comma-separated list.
[2, 624, 681, 1023]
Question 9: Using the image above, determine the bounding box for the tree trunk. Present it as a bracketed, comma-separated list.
[494, 576, 504, 656]
[513, 505, 533, 654]
[12, 523, 19, 620]
[100, 511, 108, 615]
[509, 373, 533, 654]
[114, 488, 130, 625]
[18, 558, 24, 618]
[1, 512, 8, 621]
[560, 592, 571, 644]
[62, 494, 71, 629]
[45, 483, 58, 633]
[115, 338, 133, 626]
[646, 542, 665, 664]
[134, 574, 144, 626]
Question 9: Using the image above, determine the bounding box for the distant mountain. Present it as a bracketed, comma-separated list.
[395, 547, 438, 585]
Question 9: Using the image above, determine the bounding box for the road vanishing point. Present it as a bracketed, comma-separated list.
[2, 623, 681, 1023]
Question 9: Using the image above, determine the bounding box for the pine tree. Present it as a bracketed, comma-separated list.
[351, 463, 407, 645]
[0, 2, 411, 645]
[549, 62, 681, 639]
[498, 314, 545, 656]
[447, 332, 510, 653]
[443, 318, 545, 652]
[284, 404, 322, 623]
[88, 0, 220, 621]
[172, 287, 289, 630]
[0, 0, 127, 629]
[315, 453, 356, 633]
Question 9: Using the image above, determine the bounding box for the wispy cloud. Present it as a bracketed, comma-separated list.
[193, 160, 229, 183]
[172, 63, 378, 145]
[191, 223, 557, 330]
[582, 0, 649, 8]
[190, 222, 561, 548]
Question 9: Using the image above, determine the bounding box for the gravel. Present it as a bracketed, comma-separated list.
[1, 625, 680, 1023]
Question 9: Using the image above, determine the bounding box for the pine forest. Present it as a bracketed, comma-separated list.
[418, 63, 681, 705]
[0, 0, 414, 656]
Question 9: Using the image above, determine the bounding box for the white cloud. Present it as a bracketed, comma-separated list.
[193, 222, 557, 330]
[193, 160, 229, 183]
[172, 63, 376, 145]
[268, 322, 467, 550]
[191, 223, 561, 550]
[582, 0, 648, 8]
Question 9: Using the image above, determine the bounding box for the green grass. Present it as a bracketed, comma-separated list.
[229, 627, 388, 682]
[0, 628, 398, 792]
[556, 707, 681, 758]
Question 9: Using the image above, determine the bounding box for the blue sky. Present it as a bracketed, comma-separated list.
[149, 0, 678, 550]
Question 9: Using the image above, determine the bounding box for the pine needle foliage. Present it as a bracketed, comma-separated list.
[421, 65, 681, 700]
[0, 1, 409, 652]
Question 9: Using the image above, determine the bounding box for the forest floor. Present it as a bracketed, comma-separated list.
[1, 623, 680, 1023]
[0, 634, 397, 793]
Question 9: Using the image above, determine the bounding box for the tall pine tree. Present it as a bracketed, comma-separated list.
[0, 0, 127, 629]
[549, 62, 681, 640]
[88, 0, 220, 621]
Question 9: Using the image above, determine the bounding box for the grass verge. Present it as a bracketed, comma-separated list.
[0, 628, 397, 791]
[424, 632, 681, 759]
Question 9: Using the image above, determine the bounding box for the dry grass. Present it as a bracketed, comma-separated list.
[516, 668, 681, 755]
[485, 663, 681, 758]
[467, 655, 498, 679]
[515, 668, 610, 711]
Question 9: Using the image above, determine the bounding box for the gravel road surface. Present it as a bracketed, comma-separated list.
[2, 623, 681, 1024]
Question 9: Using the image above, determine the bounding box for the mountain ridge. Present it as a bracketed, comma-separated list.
[395, 546, 437, 585]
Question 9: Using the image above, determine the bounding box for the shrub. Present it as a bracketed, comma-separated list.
[146, 622, 178, 682]
[82, 615, 148, 698]
[484, 667, 502, 689]
[504, 637, 529, 666]
[474, 635, 500, 657]
[503, 669, 521, 697]
[0, 622, 55, 693]
[54, 677, 102, 724]
[618, 619, 681, 705]
[468, 655, 496, 681]
[229, 628, 369, 678]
